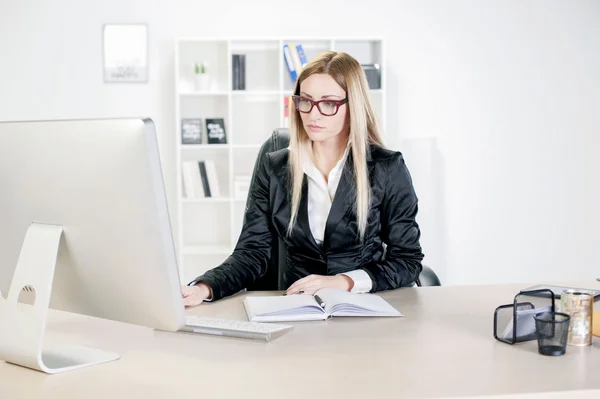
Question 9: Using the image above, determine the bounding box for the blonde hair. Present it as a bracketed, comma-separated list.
[287, 51, 384, 242]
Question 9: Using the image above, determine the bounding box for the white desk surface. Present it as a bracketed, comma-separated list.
[1, 281, 599, 399]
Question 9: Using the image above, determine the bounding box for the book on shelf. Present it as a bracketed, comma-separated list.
[202, 160, 220, 197]
[181, 161, 205, 198]
[283, 43, 308, 84]
[290, 43, 303, 73]
[197, 161, 211, 197]
[283, 44, 298, 83]
[361, 64, 381, 90]
[181, 160, 221, 198]
[243, 288, 403, 322]
[181, 118, 203, 144]
[295, 44, 307, 67]
[283, 96, 291, 127]
[205, 118, 227, 144]
[232, 54, 246, 91]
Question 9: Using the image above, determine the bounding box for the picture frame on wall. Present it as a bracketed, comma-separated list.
[103, 24, 148, 83]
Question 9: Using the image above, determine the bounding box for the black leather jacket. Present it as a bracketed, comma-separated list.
[191, 144, 424, 301]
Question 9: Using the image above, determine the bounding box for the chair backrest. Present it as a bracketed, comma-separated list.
[244, 128, 442, 290]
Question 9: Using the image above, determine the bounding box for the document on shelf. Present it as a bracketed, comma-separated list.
[243, 288, 403, 322]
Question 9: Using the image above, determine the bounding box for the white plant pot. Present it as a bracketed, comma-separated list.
[195, 74, 211, 92]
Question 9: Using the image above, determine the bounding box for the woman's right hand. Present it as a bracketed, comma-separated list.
[181, 283, 212, 307]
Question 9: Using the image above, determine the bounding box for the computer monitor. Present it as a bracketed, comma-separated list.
[0, 118, 187, 373]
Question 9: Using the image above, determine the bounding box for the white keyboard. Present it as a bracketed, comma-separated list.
[182, 316, 293, 341]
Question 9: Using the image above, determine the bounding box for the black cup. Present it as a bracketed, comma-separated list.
[534, 312, 571, 356]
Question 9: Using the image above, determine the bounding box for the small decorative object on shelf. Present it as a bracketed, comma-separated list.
[194, 61, 210, 91]
[181, 118, 203, 144]
[205, 118, 227, 144]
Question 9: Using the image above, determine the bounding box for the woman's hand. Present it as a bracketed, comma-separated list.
[181, 283, 212, 307]
[285, 274, 353, 296]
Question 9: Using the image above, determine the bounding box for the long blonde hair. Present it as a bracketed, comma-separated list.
[287, 51, 384, 242]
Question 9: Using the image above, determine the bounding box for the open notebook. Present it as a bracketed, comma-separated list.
[243, 288, 403, 322]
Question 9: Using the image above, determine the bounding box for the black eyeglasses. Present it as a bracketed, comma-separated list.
[291, 95, 348, 116]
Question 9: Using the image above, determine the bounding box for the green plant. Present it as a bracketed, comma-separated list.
[195, 61, 207, 74]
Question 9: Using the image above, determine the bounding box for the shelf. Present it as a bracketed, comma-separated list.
[231, 90, 282, 96]
[182, 197, 231, 204]
[180, 90, 286, 97]
[181, 144, 261, 150]
[230, 40, 280, 52]
[178, 38, 227, 44]
[282, 39, 331, 50]
[181, 144, 229, 150]
[182, 245, 232, 255]
[180, 91, 229, 97]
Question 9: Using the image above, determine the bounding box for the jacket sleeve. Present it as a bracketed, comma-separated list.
[188, 153, 274, 300]
[360, 152, 424, 291]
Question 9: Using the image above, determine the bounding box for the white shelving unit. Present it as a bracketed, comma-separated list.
[174, 37, 386, 284]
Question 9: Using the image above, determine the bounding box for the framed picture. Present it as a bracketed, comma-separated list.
[181, 118, 203, 145]
[103, 24, 148, 83]
[205, 118, 227, 144]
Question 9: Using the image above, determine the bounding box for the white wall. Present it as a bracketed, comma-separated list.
[1, 0, 599, 286]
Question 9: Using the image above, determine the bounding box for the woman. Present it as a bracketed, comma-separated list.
[182, 51, 424, 306]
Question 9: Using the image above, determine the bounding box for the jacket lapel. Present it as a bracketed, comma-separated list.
[269, 149, 322, 252]
[322, 145, 376, 249]
[297, 174, 322, 251]
[322, 163, 353, 249]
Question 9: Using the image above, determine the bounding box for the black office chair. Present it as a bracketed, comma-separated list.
[245, 128, 441, 291]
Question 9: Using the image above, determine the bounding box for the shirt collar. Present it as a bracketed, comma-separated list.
[300, 141, 350, 181]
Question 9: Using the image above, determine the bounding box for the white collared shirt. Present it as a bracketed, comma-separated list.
[300, 143, 373, 294]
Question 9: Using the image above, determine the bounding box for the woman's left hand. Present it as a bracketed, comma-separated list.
[285, 274, 353, 295]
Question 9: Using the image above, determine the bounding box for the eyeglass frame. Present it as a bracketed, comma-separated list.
[291, 95, 348, 116]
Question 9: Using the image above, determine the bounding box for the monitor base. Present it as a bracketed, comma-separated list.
[0, 223, 120, 374]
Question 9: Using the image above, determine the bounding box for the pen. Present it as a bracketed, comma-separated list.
[314, 294, 326, 308]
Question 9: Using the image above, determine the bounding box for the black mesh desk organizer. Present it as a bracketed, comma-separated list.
[493, 289, 555, 344]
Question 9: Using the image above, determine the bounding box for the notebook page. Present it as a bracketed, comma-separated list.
[316, 288, 403, 317]
[243, 295, 326, 322]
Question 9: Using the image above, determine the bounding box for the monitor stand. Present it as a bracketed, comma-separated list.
[0, 223, 120, 374]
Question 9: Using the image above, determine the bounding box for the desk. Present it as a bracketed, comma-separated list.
[1, 282, 599, 399]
